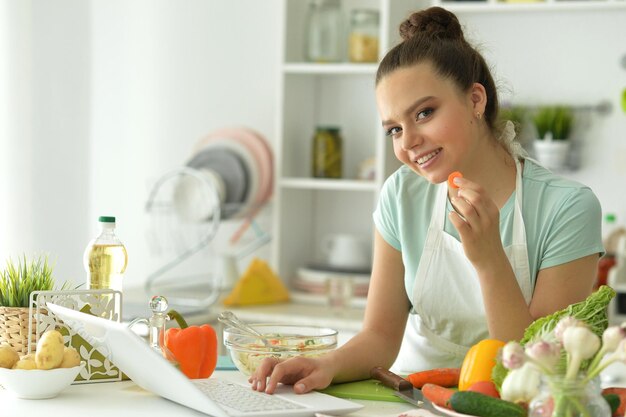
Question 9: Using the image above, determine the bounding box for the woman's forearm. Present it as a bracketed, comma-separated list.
[321, 324, 406, 383]
[475, 253, 534, 341]
[477, 253, 599, 342]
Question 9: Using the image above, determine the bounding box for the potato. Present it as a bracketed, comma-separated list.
[0, 345, 19, 369]
[35, 330, 65, 369]
[59, 346, 81, 368]
[13, 354, 37, 370]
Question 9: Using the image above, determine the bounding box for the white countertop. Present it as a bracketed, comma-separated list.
[0, 285, 394, 417]
[47, 285, 621, 417]
[122, 284, 366, 345]
[123, 284, 365, 330]
[4, 365, 625, 417]
[0, 370, 416, 417]
[1, 286, 372, 416]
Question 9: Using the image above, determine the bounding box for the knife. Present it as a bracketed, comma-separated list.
[370, 366, 441, 413]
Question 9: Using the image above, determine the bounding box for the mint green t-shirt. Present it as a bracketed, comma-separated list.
[373, 159, 604, 299]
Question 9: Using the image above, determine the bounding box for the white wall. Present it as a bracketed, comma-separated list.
[1, 0, 90, 285]
[2, 2, 625, 292]
[88, 0, 280, 290]
[1, 0, 279, 291]
[458, 10, 626, 223]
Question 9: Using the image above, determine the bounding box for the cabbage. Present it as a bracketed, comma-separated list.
[520, 285, 615, 345]
[492, 285, 616, 389]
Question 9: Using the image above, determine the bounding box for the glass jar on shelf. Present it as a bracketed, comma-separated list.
[348, 9, 379, 63]
[305, 0, 343, 63]
[312, 126, 342, 179]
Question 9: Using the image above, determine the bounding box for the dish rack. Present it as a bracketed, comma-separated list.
[143, 128, 273, 309]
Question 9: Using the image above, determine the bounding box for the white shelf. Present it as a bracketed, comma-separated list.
[436, 0, 626, 12]
[273, 0, 406, 289]
[283, 63, 378, 75]
[280, 177, 379, 191]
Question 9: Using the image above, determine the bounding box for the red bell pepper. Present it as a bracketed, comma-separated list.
[165, 310, 218, 379]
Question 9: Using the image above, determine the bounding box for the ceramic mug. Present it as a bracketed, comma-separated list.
[322, 234, 370, 270]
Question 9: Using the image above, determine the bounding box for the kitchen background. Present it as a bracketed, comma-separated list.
[1, 0, 625, 297]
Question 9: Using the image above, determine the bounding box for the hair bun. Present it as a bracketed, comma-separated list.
[399, 7, 463, 42]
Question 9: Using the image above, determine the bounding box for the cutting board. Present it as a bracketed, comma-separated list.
[319, 378, 404, 402]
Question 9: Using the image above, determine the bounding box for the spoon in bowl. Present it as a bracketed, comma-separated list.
[218, 311, 317, 352]
[217, 311, 271, 346]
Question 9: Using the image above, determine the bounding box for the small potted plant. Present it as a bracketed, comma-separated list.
[532, 105, 574, 171]
[0, 255, 68, 355]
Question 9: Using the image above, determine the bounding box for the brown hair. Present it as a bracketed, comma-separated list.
[376, 7, 499, 134]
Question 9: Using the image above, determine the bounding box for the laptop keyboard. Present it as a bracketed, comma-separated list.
[194, 379, 306, 412]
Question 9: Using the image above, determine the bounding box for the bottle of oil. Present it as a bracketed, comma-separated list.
[83, 216, 128, 292]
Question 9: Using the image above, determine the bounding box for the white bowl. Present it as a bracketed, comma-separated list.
[0, 363, 85, 399]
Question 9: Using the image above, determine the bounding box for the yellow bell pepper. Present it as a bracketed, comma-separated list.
[459, 339, 506, 391]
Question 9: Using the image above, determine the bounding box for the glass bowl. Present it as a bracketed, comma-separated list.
[0, 363, 85, 399]
[223, 324, 338, 375]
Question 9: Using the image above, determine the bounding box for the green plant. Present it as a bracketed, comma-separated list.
[533, 106, 573, 140]
[0, 254, 69, 307]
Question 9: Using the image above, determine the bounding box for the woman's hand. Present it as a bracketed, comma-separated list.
[248, 356, 335, 394]
[447, 177, 506, 270]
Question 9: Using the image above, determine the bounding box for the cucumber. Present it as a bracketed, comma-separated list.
[449, 391, 525, 417]
[604, 393, 620, 415]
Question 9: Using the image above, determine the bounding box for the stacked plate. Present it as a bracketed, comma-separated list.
[293, 266, 370, 298]
[174, 128, 273, 221]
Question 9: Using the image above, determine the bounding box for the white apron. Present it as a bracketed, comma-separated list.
[392, 159, 533, 374]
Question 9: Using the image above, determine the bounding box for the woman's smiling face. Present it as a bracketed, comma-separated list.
[376, 62, 482, 184]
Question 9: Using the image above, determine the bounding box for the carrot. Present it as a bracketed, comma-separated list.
[602, 387, 626, 416]
[448, 171, 463, 189]
[422, 383, 456, 410]
[406, 368, 461, 389]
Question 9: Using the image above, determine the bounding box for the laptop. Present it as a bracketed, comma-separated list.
[46, 303, 363, 417]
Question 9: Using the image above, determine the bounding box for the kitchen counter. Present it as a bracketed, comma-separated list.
[4, 365, 626, 417]
[1, 286, 396, 416]
[123, 285, 365, 324]
[123, 284, 366, 349]
[0, 370, 417, 417]
[123, 283, 364, 328]
[5, 364, 626, 417]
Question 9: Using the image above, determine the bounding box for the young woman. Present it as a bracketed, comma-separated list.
[250, 7, 604, 394]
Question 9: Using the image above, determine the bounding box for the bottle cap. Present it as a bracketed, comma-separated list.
[316, 126, 341, 133]
[98, 216, 116, 223]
